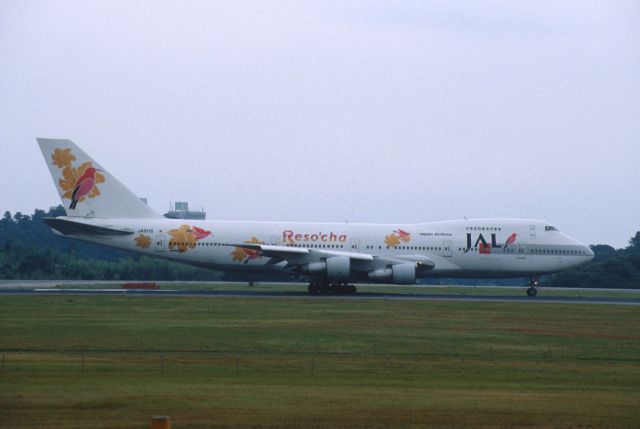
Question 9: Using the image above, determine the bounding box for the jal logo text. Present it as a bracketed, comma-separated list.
[464, 233, 517, 253]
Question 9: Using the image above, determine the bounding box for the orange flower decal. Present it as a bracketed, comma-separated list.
[51, 148, 105, 208]
[168, 225, 211, 253]
[384, 234, 401, 247]
[385, 229, 411, 247]
[51, 148, 76, 168]
[231, 236, 264, 263]
[135, 233, 151, 249]
[231, 247, 246, 262]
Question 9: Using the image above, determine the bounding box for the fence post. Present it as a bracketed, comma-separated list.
[150, 415, 171, 429]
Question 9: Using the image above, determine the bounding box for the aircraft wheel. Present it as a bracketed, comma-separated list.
[331, 284, 345, 294]
[339, 284, 356, 294]
[526, 287, 537, 297]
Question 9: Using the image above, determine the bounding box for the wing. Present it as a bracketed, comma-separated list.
[231, 243, 435, 276]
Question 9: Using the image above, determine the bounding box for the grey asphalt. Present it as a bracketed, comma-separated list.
[1, 287, 638, 306]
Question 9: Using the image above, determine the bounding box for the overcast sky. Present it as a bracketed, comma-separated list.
[1, 1, 638, 248]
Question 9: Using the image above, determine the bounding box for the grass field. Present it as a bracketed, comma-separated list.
[1, 292, 639, 428]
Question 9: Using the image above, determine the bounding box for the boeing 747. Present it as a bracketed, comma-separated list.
[37, 138, 594, 296]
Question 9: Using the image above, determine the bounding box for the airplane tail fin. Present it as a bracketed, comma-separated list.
[37, 138, 162, 219]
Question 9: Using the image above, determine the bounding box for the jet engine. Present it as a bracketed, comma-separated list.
[302, 256, 351, 280]
[367, 263, 416, 284]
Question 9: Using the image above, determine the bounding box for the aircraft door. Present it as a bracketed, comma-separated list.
[351, 239, 360, 253]
[155, 234, 166, 252]
[516, 243, 527, 259]
[443, 239, 453, 257]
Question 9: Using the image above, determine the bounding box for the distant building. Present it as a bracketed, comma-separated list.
[164, 201, 206, 220]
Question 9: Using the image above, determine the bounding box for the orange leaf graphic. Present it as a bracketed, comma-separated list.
[135, 234, 151, 249]
[59, 166, 78, 199]
[246, 236, 262, 245]
[88, 186, 101, 199]
[384, 234, 400, 247]
[231, 247, 247, 262]
[168, 225, 197, 253]
[76, 162, 91, 177]
[231, 236, 264, 262]
[51, 148, 76, 169]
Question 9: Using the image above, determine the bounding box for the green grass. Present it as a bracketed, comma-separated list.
[0, 295, 639, 428]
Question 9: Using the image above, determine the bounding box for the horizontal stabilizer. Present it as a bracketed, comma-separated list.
[43, 217, 134, 236]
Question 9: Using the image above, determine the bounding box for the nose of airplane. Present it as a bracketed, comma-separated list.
[565, 233, 594, 266]
[585, 245, 595, 259]
[574, 239, 594, 265]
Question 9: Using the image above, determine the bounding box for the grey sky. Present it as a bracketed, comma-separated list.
[1, 1, 638, 248]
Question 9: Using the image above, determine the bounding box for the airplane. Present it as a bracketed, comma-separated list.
[37, 138, 594, 297]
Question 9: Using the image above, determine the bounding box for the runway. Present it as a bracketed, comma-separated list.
[1, 287, 639, 305]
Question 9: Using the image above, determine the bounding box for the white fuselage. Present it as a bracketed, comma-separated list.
[61, 217, 594, 281]
[36, 139, 594, 287]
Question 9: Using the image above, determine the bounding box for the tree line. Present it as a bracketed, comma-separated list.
[0, 206, 222, 281]
[0, 206, 638, 287]
[549, 234, 640, 288]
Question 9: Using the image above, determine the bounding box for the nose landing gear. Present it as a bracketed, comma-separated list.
[526, 276, 539, 297]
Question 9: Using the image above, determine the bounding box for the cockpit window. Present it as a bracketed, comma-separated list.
[545, 226, 558, 231]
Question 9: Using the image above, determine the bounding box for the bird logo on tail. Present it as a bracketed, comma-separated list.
[70, 167, 102, 209]
[51, 147, 106, 209]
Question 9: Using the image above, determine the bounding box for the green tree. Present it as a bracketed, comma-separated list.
[629, 232, 640, 252]
[550, 231, 640, 289]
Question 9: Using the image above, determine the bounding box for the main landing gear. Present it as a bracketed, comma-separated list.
[526, 276, 539, 297]
[308, 281, 357, 295]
